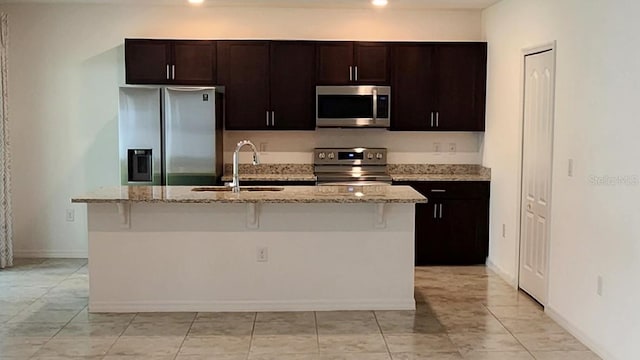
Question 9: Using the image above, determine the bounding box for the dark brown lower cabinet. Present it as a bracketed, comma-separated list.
[395, 181, 490, 265]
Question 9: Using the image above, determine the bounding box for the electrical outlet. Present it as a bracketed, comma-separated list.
[260, 142, 268, 152]
[502, 224, 506, 238]
[448, 143, 457, 153]
[434, 143, 441, 153]
[597, 275, 603, 296]
[65, 209, 75, 222]
[257, 247, 268, 262]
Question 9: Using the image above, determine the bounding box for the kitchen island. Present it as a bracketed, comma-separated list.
[72, 185, 426, 313]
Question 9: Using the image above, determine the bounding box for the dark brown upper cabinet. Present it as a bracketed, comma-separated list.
[390, 44, 436, 131]
[217, 41, 316, 130]
[316, 42, 389, 85]
[269, 41, 316, 130]
[125, 39, 216, 85]
[391, 42, 487, 131]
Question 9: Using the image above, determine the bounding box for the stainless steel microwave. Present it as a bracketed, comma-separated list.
[316, 85, 390, 128]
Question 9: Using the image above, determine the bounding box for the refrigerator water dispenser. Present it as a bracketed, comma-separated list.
[128, 149, 153, 182]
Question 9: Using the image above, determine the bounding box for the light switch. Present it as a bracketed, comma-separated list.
[568, 159, 574, 177]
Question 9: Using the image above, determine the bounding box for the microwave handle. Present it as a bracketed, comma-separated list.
[372, 88, 378, 121]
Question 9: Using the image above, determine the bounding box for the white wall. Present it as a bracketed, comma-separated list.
[0, 3, 482, 257]
[224, 130, 483, 164]
[482, 0, 640, 359]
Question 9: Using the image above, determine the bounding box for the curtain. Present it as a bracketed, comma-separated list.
[0, 13, 13, 269]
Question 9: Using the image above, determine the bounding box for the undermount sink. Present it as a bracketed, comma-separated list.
[191, 186, 285, 192]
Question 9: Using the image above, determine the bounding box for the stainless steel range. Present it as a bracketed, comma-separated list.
[314, 147, 392, 185]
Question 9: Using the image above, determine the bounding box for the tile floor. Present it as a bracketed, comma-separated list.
[0, 259, 601, 360]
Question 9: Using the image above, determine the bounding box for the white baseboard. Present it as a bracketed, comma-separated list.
[486, 258, 517, 287]
[89, 299, 416, 313]
[14, 250, 88, 259]
[545, 306, 616, 360]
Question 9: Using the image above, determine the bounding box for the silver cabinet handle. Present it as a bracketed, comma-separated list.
[430, 189, 446, 193]
[430, 112, 434, 127]
[166, 64, 170, 80]
[171, 65, 176, 80]
[349, 66, 353, 81]
[436, 112, 439, 127]
[433, 204, 438, 219]
[271, 111, 275, 126]
[266, 111, 270, 126]
[439, 204, 443, 219]
[355, 66, 358, 81]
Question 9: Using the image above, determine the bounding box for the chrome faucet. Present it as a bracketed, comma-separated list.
[228, 140, 260, 193]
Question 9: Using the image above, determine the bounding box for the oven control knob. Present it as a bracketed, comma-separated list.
[318, 152, 326, 160]
[328, 152, 335, 160]
[376, 152, 384, 160]
[367, 153, 374, 160]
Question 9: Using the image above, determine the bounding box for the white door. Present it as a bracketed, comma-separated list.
[519, 48, 555, 305]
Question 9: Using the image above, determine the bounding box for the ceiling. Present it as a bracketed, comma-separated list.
[0, 0, 502, 10]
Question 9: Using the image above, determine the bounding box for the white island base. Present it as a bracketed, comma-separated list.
[87, 202, 416, 312]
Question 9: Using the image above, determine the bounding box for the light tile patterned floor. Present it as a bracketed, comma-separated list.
[0, 259, 602, 360]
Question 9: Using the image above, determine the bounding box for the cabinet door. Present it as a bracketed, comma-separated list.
[438, 199, 488, 264]
[390, 44, 436, 130]
[218, 41, 270, 130]
[416, 199, 488, 265]
[270, 41, 316, 130]
[354, 42, 389, 84]
[415, 202, 442, 266]
[316, 42, 354, 84]
[435, 43, 487, 131]
[125, 39, 172, 84]
[173, 41, 216, 85]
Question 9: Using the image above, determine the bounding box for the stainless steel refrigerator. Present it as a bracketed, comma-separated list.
[118, 86, 224, 186]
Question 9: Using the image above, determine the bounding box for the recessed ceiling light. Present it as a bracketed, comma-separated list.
[188, 0, 204, 5]
[372, 0, 388, 7]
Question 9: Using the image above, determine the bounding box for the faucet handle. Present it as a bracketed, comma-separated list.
[252, 153, 260, 166]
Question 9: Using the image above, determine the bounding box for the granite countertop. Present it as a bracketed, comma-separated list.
[389, 164, 491, 182]
[221, 164, 316, 182]
[220, 173, 317, 182]
[72, 185, 427, 204]
[220, 163, 491, 182]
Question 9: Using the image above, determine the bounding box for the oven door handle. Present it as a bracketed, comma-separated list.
[316, 181, 392, 186]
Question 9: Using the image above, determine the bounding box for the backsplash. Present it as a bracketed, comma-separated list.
[224, 130, 484, 164]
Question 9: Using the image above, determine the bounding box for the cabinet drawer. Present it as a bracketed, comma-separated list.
[395, 181, 489, 200]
